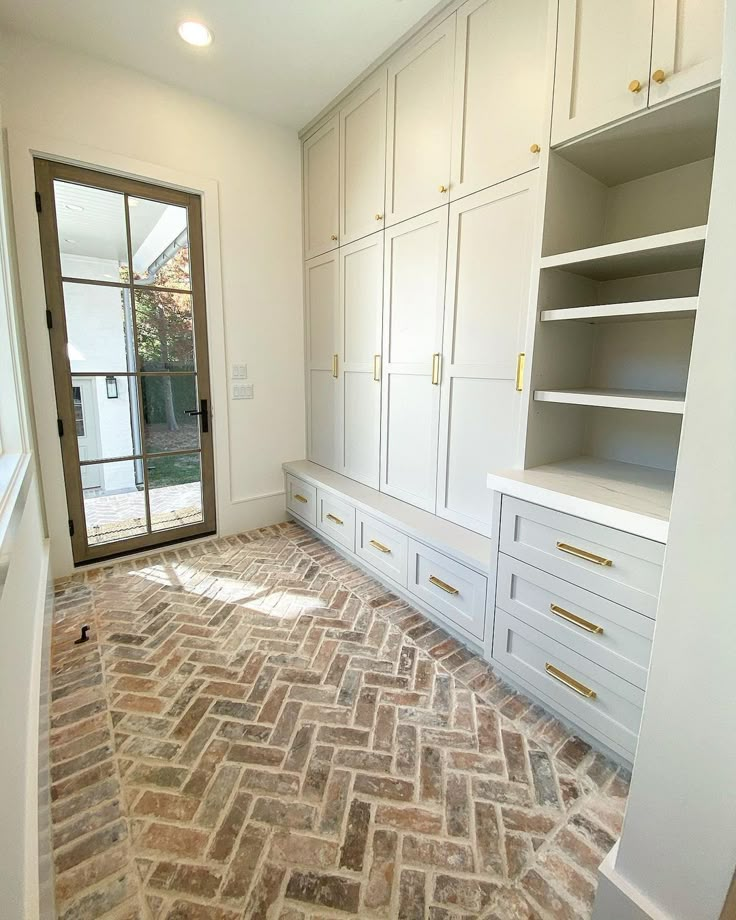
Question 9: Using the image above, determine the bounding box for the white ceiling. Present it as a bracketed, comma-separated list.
[0, 0, 443, 127]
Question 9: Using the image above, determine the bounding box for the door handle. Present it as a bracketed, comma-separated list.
[185, 398, 209, 433]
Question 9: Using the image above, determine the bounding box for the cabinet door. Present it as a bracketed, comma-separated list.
[552, 0, 654, 146]
[381, 207, 448, 511]
[451, 0, 550, 199]
[385, 17, 456, 227]
[340, 71, 388, 246]
[338, 235, 383, 488]
[305, 253, 339, 471]
[649, 0, 723, 105]
[436, 175, 536, 535]
[303, 116, 339, 259]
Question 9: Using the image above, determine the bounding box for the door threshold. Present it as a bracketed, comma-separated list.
[73, 530, 217, 570]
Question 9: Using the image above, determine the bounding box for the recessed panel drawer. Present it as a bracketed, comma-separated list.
[286, 474, 317, 526]
[497, 554, 654, 688]
[355, 512, 408, 587]
[407, 539, 487, 640]
[493, 608, 644, 756]
[317, 490, 356, 551]
[499, 497, 664, 617]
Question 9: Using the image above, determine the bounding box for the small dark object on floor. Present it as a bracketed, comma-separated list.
[74, 625, 90, 645]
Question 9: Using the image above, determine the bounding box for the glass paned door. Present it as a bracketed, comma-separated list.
[35, 159, 216, 564]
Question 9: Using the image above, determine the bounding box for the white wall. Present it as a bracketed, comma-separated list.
[0, 30, 306, 576]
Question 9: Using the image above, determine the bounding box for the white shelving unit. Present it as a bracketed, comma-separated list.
[541, 297, 698, 324]
[534, 387, 686, 414]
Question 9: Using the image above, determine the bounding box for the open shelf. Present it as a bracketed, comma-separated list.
[540, 296, 698, 324]
[540, 226, 707, 281]
[487, 456, 674, 542]
[534, 387, 686, 414]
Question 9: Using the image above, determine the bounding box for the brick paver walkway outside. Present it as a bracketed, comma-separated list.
[48, 522, 629, 920]
[84, 482, 202, 545]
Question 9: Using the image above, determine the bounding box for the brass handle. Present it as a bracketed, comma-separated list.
[530, 143, 541, 154]
[429, 575, 459, 596]
[550, 604, 604, 635]
[652, 69, 666, 84]
[294, 494, 308, 504]
[545, 662, 597, 700]
[375, 213, 383, 221]
[628, 79, 642, 93]
[369, 539, 391, 554]
[438, 185, 448, 194]
[332, 354, 338, 378]
[373, 354, 381, 382]
[431, 353, 441, 386]
[326, 513, 343, 526]
[331, 234, 338, 241]
[515, 353, 525, 392]
[556, 542, 613, 567]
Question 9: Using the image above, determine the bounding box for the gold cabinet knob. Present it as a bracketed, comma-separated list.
[438, 185, 448, 194]
[652, 69, 666, 84]
[530, 143, 541, 154]
[330, 234, 338, 241]
[628, 79, 642, 93]
[375, 213, 383, 221]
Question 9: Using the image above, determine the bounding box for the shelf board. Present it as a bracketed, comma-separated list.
[487, 456, 674, 542]
[540, 226, 707, 281]
[534, 387, 686, 414]
[540, 296, 698, 324]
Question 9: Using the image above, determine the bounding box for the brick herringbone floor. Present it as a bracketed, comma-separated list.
[49, 522, 629, 920]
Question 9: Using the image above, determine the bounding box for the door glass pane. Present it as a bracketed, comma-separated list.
[141, 375, 199, 454]
[134, 290, 194, 371]
[71, 375, 140, 462]
[83, 459, 147, 545]
[64, 282, 134, 373]
[130, 198, 191, 290]
[54, 181, 129, 282]
[147, 453, 203, 532]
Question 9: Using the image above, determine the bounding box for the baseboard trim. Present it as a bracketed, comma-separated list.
[593, 844, 671, 920]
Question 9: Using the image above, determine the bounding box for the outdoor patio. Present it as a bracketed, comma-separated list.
[83, 481, 203, 545]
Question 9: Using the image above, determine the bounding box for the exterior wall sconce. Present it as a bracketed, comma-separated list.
[105, 376, 119, 399]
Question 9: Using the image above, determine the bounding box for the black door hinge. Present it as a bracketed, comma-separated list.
[35, 191, 42, 213]
[46, 309, 53, 330]
[57, 418, 64, 437]
[68, 519, 75, 537]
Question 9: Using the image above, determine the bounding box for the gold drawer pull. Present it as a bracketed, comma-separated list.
[556, 542, 612, 567]
[326, 513, 343, 526]
[545, 662, 597, 699]
[294, 494, 309, 504]
[515, 352, 525, 392]
[431, 353, 441, 386]
[332, 354, 338, 378]
[373, 354, 381, 382]
[369, 539, 391, 554]
[429, 575, 459, 595]
[550, 604, 603, 635]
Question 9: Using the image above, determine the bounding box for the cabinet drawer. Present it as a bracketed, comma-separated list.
[493, 608, 644, 756]
[285, 475, 317, 526]
[317, 490, 356, 552]
[355, 512, 407, 587]
[408, 540, 487, 640]
[499, 497, 664, 617]
[497, 555, 654, 689]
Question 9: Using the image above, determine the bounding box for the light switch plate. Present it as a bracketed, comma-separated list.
[232, 364, 248, 379]
[232, 383, 255, 400]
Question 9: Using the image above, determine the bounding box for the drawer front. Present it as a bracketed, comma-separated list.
[317, 490, 356, 551]
[285, 475, 317, 526]
[497, 554, 654, 689]
[355, 512, 408, 587]
[408, 539, 487, 640]
[499, 497, 664, 617]
[493, 608, 644, 756]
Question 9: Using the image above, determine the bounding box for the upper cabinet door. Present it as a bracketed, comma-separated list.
[303, 115, 339, 259]
[339, 71, 388, 246]
[551, 0, 654, 146]
[436, 175, 536, 535]
[385, 17, 456, 227]
[305, 252, 340, 471]
[451, 0, 550, 199]
[338, 235, 384, 488]
[649, 0, 724, 105]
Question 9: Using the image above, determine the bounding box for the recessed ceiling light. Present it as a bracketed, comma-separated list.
[65, 203, 84, 212]
[178, 21, 213, 47]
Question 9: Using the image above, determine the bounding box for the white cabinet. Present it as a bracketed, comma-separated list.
[385, 17, 456, 226]
[553, 0, 724, 145]
[649, 0, 723, 105]
[305, 252, 339, 471]
[436, 175, 536, 535]
[303, 115, 340, 258]
[339, 71, 387, 246]
[380, 207, 448, 511]
[451, 0, 550, 199]
[338, 234, 383, 488]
